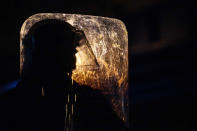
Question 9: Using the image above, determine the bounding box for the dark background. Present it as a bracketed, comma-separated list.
[0, 0, 196, 130]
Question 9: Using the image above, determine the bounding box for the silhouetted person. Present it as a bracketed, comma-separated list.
[15, 19, 79, 131]
[11, 19, 125, 131]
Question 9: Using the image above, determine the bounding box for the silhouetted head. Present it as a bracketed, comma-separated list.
[24, 19, 79, 80]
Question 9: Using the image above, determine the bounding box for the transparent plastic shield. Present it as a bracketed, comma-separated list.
[74, 30, 99, 71]
[20, 13, 129, 127]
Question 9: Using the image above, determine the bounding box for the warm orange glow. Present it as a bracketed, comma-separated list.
[72, 48, 128, 121]
[42, 87, 44, 96]
[74, 94, 77, 102]
[20, 13, 128, 123]
[67, 94, 70, 103]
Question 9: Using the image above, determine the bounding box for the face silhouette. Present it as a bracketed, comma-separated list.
[31, 22, 77, 79]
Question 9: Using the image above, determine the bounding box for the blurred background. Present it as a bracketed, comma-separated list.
[0, 0, 196, 130]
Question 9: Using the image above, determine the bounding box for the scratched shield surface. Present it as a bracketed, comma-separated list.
[20, 13, 129, 123]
